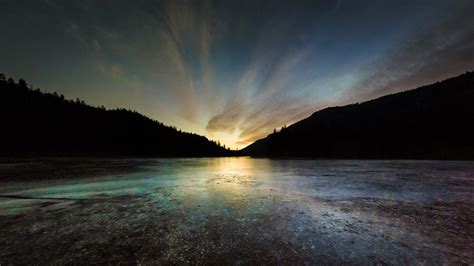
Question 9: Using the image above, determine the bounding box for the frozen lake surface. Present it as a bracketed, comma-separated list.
[0, 158, 473, 264]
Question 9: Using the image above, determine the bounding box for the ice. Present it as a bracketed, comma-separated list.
[0, 158, 473, 264]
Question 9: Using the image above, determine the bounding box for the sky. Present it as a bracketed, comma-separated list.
[1, 0, 473, 149]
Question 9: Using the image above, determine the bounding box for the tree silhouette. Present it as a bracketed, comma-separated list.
[0, 73, 238, 157]
[243, 71, 474, 160]
[18, 79, 27, 88]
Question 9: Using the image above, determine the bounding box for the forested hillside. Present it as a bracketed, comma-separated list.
[0, 74, 233, 157]
[243, 72, 474, 159]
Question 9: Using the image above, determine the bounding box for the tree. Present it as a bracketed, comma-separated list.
[0, 73, 5, 81]
[18, 79, 27, 88]
[0, 74, 235, 157]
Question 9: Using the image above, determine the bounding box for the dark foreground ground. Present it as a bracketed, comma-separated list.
[0, 158, 473, 265]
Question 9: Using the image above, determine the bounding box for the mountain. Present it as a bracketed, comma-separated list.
[243, 72, 474, 159]
[0, 74, 233, 157]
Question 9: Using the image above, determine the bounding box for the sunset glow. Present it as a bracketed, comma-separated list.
[1, 0, 473, 148]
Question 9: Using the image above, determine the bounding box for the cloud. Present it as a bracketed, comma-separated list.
[205, 105, 242, 133]
[49, 0, 216, 122]
[344, 2, 474, 103]
[9, 0, 472, 150]
[205, 37, 318, 147]
[157, 34, 198, 121]
[146, 0, 218, 122]
[205, 86, 247, 134]
[96, 63, 124, 78]
[235, 94, 320, 146]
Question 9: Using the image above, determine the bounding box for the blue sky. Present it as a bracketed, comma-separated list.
[1, 0, 473, 148]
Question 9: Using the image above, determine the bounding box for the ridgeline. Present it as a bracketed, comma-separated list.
[0, 74, 234, 157]
[243, 72, 474, 159]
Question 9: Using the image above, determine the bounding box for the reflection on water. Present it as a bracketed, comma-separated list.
[0, 158, 473, 264]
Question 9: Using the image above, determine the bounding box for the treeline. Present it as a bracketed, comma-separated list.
[0, 74, 236, 157]
[243, 71, 474, 159]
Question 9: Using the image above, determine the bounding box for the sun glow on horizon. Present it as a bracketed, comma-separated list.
[1, 0, 472, 149]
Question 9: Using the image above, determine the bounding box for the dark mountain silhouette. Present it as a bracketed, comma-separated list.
[0, 74, 234, 157]
[243, 71, 474, 159]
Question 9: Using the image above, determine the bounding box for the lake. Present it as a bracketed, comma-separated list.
[0, 158, 473, 264]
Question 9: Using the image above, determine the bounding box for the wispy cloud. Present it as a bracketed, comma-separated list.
[344, 2, 474, 103]
[205, 42, 319, 147]
[6, 0, 472, 149]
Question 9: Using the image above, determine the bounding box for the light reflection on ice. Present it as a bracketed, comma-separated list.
[0, 158, 473, 264]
